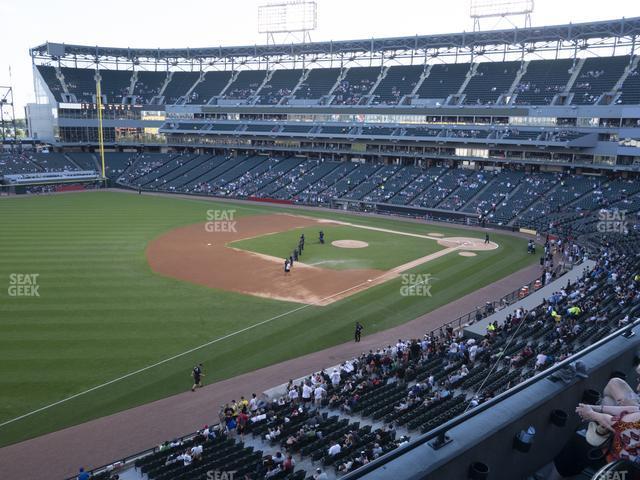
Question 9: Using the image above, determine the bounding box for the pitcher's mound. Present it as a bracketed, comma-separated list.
[459, 251, 478, 257]
[332, 240, 369, 249]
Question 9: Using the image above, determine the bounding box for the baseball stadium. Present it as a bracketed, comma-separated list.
[2, 1, 640, 479]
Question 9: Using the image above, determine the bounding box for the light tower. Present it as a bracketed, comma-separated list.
[470, 0, 534, 32]
[0, 86, 18, 149]
[258, 0, 317, 45]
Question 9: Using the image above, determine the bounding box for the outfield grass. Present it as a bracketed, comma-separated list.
[0, 191, 536, 447]
[231, 224, 444, 270]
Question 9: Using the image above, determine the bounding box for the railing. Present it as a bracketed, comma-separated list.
[341, 317, 640, 479]
[428, 260, 571, 338]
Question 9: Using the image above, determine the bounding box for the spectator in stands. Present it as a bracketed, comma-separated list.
[272, 451, 284, 467]
[77, 468, 90, 480]
[249, 392, 259, 413]
[314, 383, 326, 405]
[282, 454, 295, 472]
[302, 381, 313, 403]
[265, 426, 280, 441]
[328, 441, 342, 456]
[237, 407, 249, 439]
[313, 467, 329, 480]
[190, 444, 203, 460]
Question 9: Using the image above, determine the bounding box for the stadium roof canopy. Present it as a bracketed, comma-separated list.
[31, 16, 640, 64]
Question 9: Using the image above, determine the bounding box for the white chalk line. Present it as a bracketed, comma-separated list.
[315, 217, 499, 249]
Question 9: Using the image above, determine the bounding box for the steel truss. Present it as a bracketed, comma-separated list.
[30, 17, 640, 73]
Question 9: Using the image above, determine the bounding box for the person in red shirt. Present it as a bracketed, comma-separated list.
[236, 408, 249, 440]
[283, 454, 295, 472]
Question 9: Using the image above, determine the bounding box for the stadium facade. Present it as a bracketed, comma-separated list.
[25, 17, 640, 175]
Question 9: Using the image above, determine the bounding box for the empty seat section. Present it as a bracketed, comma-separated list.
[618, 63, 640, 104]
[60, 67, 98, 102]
[463, 61, 520, 105]
[331, 67, 381, 105]
[187, 70, 233, 104]
[163, 72, 200, 104]
[257, 69, 303, 104]
[224, 70, 267, 100]
[371, 65, 424, 105]
[416, 63, 470, 101]
[36, 66, 65, 101]
[294, 68, 341, 99]
[513, 58, 573, 105]
[133, 71, 167, 104]
[571, 56, 630, 105]
[99, 70, 132, 104]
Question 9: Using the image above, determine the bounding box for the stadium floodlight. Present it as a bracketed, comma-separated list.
[470, 0, 534, 31]
[258, 1, 317, 44]
[0, 86, 18, 147]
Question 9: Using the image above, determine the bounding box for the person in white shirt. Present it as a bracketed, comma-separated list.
[249, 393, 259, 412]
[265, 426, 281, 441]
[328, 442, 341, 456]
[190, 444, 203, 460]
[372, 443, 383, 458]
[341, 361, 354, 374]
[469, 344, 478, 363]
[314, 385, 326, 405]
[330, 369, 341, 387]
[288, 387, 299, 403]
[302, 383, 313, 402]
[177, 452, 192, 466]
[535, 353, 547, 369]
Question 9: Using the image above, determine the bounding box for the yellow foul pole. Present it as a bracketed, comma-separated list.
[95, 73, 106, 183]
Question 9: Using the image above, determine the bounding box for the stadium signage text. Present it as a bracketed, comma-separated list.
[8, 273, 40, 297]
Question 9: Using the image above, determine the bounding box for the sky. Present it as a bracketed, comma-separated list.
[1, 0, 639, 116]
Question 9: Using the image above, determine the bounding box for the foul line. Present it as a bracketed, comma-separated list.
[0, 258, 435, 430]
